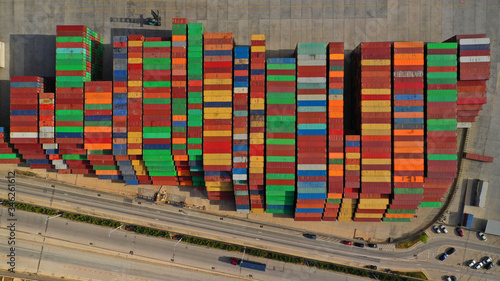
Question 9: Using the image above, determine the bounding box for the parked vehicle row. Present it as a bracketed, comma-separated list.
[467, 257, 494, 270]
[341, 240, 378, 248]
[431, 225, 487, 241]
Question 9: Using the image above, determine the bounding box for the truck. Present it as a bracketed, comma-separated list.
[231, 258, 266, 272]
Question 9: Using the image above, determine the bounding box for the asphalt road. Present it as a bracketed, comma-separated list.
[1, 177, 499, 280]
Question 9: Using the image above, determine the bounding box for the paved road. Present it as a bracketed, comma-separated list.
[0, 209, 370, 281]
[2, 177, 500, 280]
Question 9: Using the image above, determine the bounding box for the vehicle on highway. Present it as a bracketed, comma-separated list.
[484, 262, 494, 270]
[342, 240, 353, 246]
[231, 258, 266, 272]
[478, 232, 487, 241]
[365, 265, 377, 270]
[353, 242, 365, 248]
[440, 225, 448, 234]
[433, 225, 441, 234]
[439, 253, 448, 261]
[445, 248, 455, 255]
[467, 259, 475, 267]
[303, 233, 317, 240]
[456, 227, 464, 237]
[473, 261, 484, 269]
[367, 243, 378, 248]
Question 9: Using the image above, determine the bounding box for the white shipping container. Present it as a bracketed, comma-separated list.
[40, 127, 55, 132]
[232, 174, 247, 181]
[297, 94, 326, 101]
[298, 164, 327, 170]
[457, 122, 472, 128]
[297, 77, 326, 83]
[39, 98, 55, 104]
[52, 160, 65, 165]
[10, 132, 37, 138]
[237, 209, 250, 214]
[459, 38, 490, 45]
[460, 56, 490, 63]
[0, 42, 4, 68]
[55, 164, 69, 170]
[329, 94, 344, 100]
[233, 157, 248, 163]
[297, 60, 326, 66]
[233, 134, 248, 140]
[43, 143, 58, 149]
[233, 87, 248, 93]
[39, 133, 55, 138]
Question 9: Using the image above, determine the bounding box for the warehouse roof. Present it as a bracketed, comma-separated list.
[485, 220, 500, 236]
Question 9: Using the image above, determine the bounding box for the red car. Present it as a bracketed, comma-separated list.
[343, 240, 353, 245]
[456, 227, 464, 237]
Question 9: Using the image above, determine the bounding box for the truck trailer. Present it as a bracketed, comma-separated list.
[231, 258, 266, 272]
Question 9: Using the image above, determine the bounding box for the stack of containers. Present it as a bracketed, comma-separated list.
[458, 37, 490, 81]
[354, 42, 392, 222]
[327, 42, 345, 221]
[265, 58, 296, 215]
[0, 127, 21, 164]
[385, 42, 425, 222]
[295, 43, 327, 222]
[187, 23, 205, 186]
[40, 92, 60, 167]
[55, 25, 102, 174]
[127, 35, 149, 184]
[338, 135, 361, 221]
[85, 81, 120, 180]
[233, 46, 250, 214]
[203, 33, 234, 201]
[10, 77, 50, 169]
[172, 18, 192, 186]
[112, 36, 133, 183]
[142, 38, 178, 186]
[457, 81, 487, 123]
[422, 43, 458, 208]
[249, 34, 266, 213]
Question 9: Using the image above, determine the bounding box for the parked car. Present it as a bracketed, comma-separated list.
[353, 242, 365, 248]
[367, 243, 378, 248]
[444, 276, 452, 281]
[445, 248, 456, 255]
[365, 265, 377, 270]
[483, 257, 492, 264]
[440, 225, 448, 234]
[473, 261, 484, 269]
[484, 262, 494, 270]
[456, 227, 464, 237]
[478, 232, 487, 241]
[433, 225, 441, 234]
[451, 276, 458, 281]
[303, 233, 317, 240]
[467, 259, 476, 267]
[439, 253, 448, 261]
[342, 240, 353, 246]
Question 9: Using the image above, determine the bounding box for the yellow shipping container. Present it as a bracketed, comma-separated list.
[345, 164, 360, 170]
[127, 138, 142, 143]
[206, 181, 233, 188]
[249, 162, 264, 168]
[361, 124, 391, 130]
[203, 130, 231, 137]
[127, 58, 143, 64]
[204, 95, 232, 102]
[250, 156, 264, 162]
[345, 153, 361, 159]
[361, 100, 391, 107]
[249, 167, 264, 173]
[361, 59, 390, 66]
[361, 129, 392, 135]
[342, 198, 357, 204]
[204, 154, 232, 160]
[128, 41, 143, 47]
[251, 34, 266, 40]
[250, 103, 265, 110]
[206, 186, 233, 192]
[361, 89, 391, 95]
[250, 121, 265, 127]
[203, 159, 232, 165]
[128, 92, 142, 98]
[234, 59, 249, 64]
[250, 138, 264, 145]
[356, 204, 387, 210]
[128, 132, 142, 138]
[128, 80, 142, 87]
[363, 158, 391, 165]
[250, 133, 264, 139]
[361, 175, 391, 182]
[204, 113, 232, 119]
[251, 46, 266, 53]
[361, 106, 391, 113]
[204, 79, 232, 85]
[354, 213, 383, 218]
[359, 198, 389, 204]
[127, 149, 142, 155]
[252, 208, 266, 214]
[361, 170, 391, 176]
[204, 107, 232, 114]
[251, 98, 265, 104]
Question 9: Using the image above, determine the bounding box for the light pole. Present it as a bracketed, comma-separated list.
[44, 213, 62, 233]
[172, 236, 184, 260]
[108, 224, 122, 237]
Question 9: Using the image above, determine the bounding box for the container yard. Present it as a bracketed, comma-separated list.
[0, 18, 494, 222]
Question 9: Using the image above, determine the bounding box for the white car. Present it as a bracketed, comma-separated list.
[484, 257, 492, 263]
[478, 232, 487, 241]
[433, 225, 441, 234]
[467, 260, 476, 267]
[440, 225, 448, 234]
[473, 261, 484, 269]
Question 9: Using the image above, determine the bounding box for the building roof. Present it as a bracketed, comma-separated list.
[485, 220, 500, 236]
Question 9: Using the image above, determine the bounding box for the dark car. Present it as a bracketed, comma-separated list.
[343, 240, 353, 245]
[354, 242, 365, 248]
[484, 262, 494, 270]
[456, 227, 464, 237]
[303, 233, 317, 240]
[367, 243, 378, 248]
[445, 248, 456, 255]
[366, 265, 377, 270]
[439, 253, 448, 261]
[451, 276, 458, 281]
